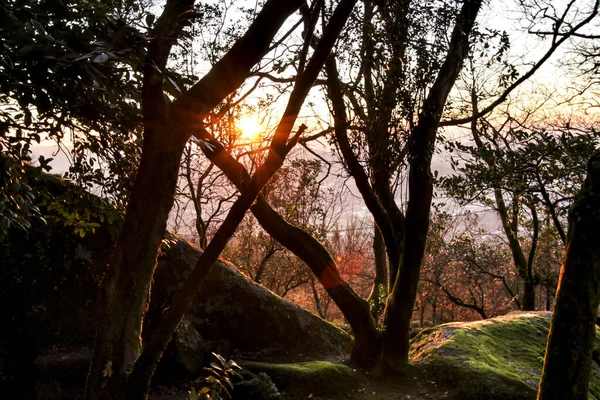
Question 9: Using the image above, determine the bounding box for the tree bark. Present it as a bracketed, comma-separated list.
[368, 225, 388, 321]
[365, 0, 410, 285]
[537, 152, 600, 400]
[380, 0, 482, 371]
[324, 55, 403, 294]
[84, 1, 194, 397]
[493, 188, 536, 310]
[85, 1, 305, 399]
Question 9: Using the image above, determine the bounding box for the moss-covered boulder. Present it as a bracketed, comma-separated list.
[149, 237, 353, 371]
[410, 311, 600, 400]
[239, 360, 359, 397]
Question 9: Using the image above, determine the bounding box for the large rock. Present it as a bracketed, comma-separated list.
[13, 232, 351, 396]
[149, 236, 352, 372]
[410, 311, 600, 400]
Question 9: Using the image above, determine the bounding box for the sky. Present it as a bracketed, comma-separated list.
[28, 0, 600, 236]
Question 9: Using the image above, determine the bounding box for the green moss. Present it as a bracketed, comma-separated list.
[410, 312, 600, 400]
[239, 360, 359, 396]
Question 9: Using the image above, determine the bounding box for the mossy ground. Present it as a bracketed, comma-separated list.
[228, 360, 449, 400]
[410, 311, 600, 400]
[240, 360, 359, 397]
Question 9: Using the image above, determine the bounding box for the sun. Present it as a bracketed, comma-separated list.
[237, 115, 263, 141]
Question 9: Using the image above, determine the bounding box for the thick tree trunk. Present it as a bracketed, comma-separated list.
[380, 0, 482, 371]
[537, 152, 600, 400]
[380, 148, 433, 369]
[85, 139, 185, 400]
[84, 1, 193, 396]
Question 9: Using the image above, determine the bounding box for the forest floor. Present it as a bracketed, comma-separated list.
[150, 366, 458, 400]
[297, 374, 457, 400]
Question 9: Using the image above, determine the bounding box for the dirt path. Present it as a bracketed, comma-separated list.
[332, 375, 455, 400]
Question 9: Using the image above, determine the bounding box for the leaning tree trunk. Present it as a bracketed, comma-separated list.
[198, 137, 379, 368]
[379, 0, 483, 372]
[537, 152, 600, 400]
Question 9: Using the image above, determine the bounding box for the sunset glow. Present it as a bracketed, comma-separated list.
[237, 115, 263, 141]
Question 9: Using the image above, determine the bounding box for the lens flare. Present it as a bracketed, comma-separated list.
[237, 115, 262, 141]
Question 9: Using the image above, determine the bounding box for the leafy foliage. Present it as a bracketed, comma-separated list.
[0, 0, 152, 198]
[188, 353, 242, 400]
[0, 152, 123, 242]
[0, 0, 200, 203]
[0, 153, 46, 241]
[441, 129, 600, 223]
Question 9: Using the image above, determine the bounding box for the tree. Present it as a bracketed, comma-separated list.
[82, 0, 363, 398]
[537, 152, 600, 400]
[442, 123, 600, 310]
[223, 158, 341, 298]
[5, 0, 599, 395]
[324, 0, 600, 371]
[0, 0, 162, 203]
[419, 212, 517, 324]
[438, 0, 600, 310]
[325, 0, 484, 371]
[173, 101, 242, 249]
[78, 1, 309, 398]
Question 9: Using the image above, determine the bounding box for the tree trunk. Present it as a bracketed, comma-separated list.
[324, 54, 404, 299]
[537, 152, 600, 400]
[84, 0, 194, 396]
[470, 86, 536, 312]
[249, 195, 380, 367]
[85, 138, 186, 400]
[522, 279, 536, 311]
[368, 225, 388, 322]
[494, 188, 536, 311]
[200, 138, 380, 366]
[379, 0, 482, 372]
